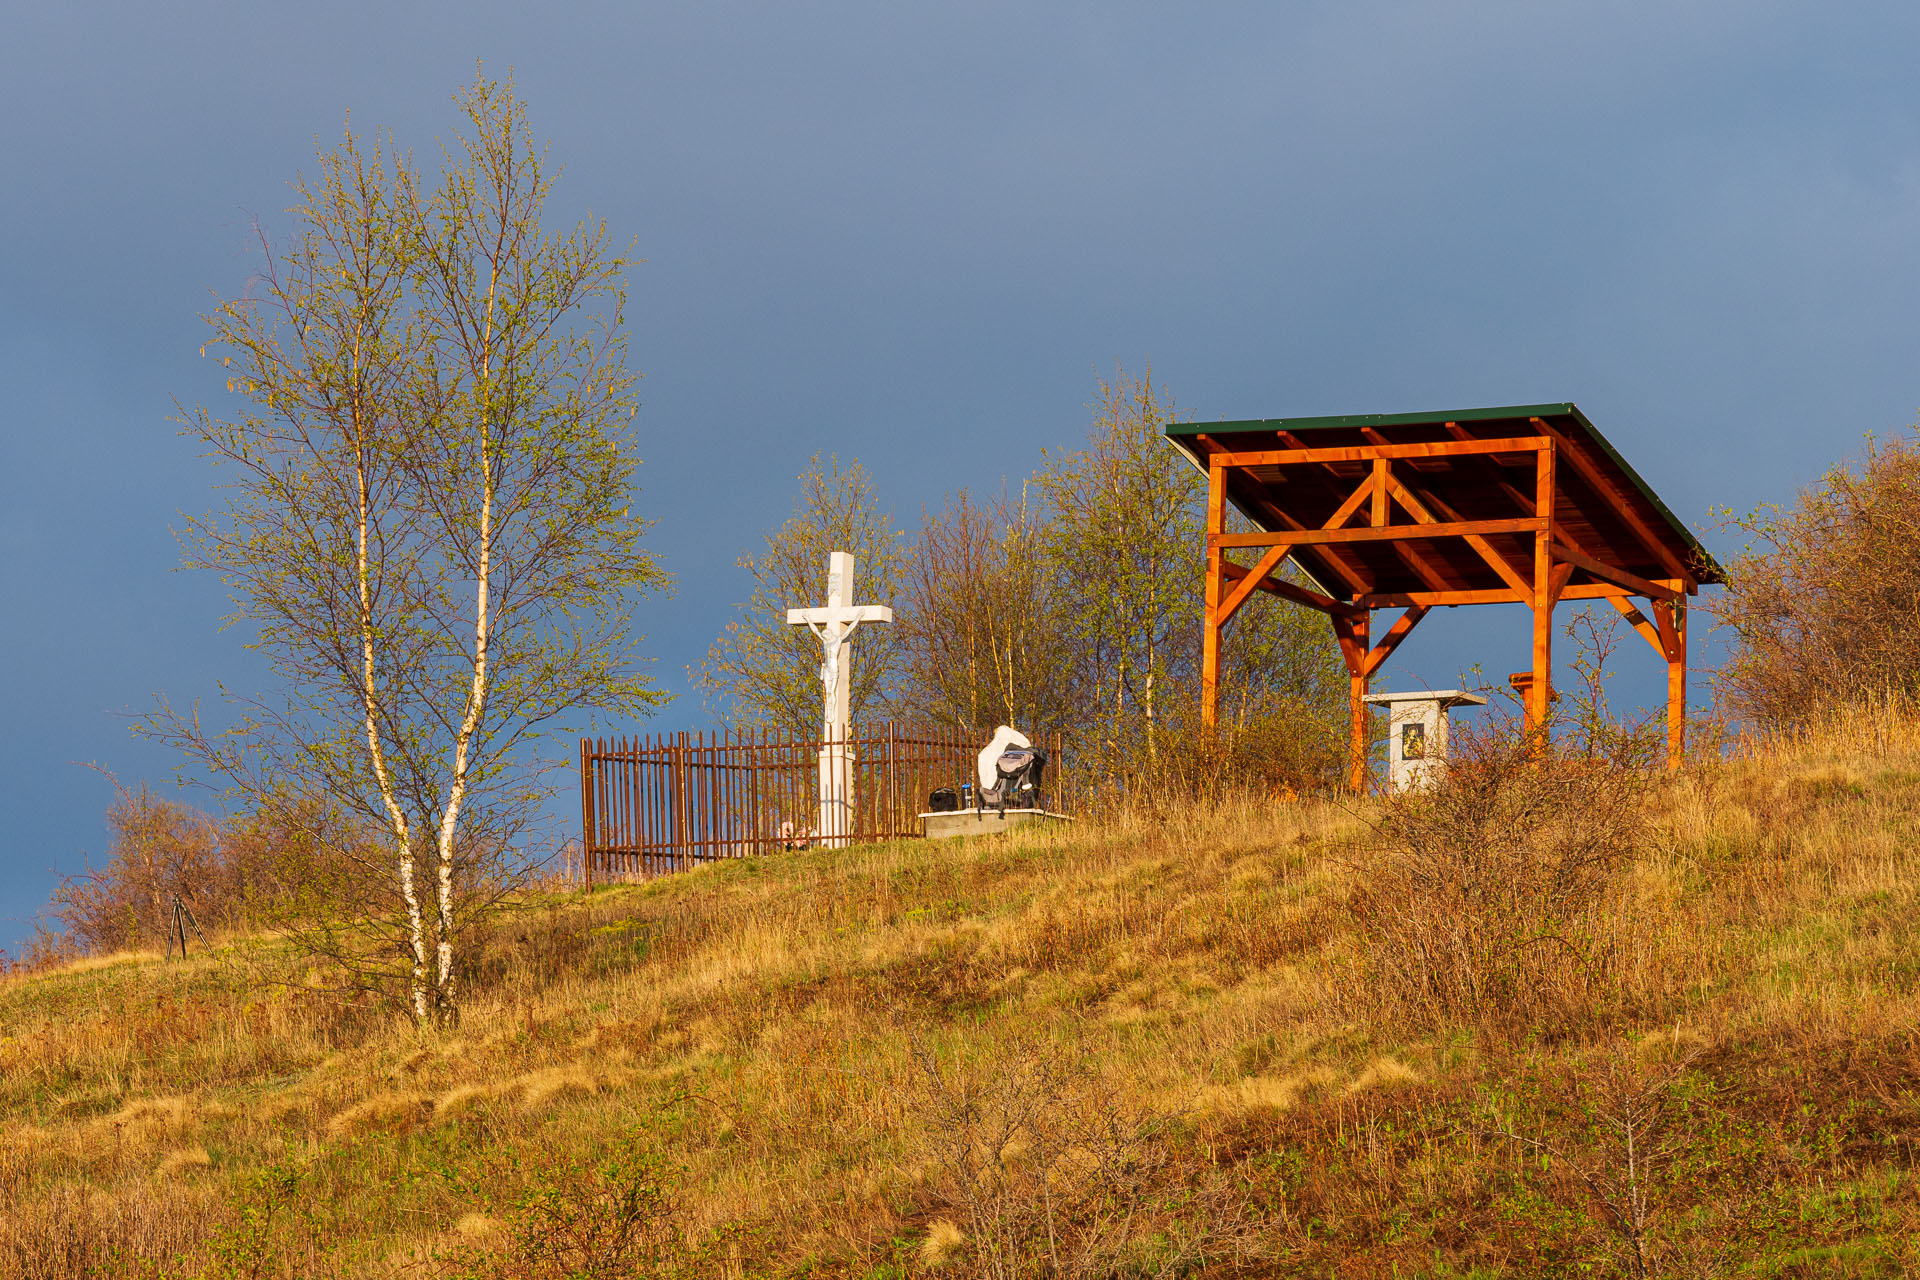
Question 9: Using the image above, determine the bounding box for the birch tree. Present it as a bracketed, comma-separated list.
[1034, 365, 1344, 775]
[157, 71, 665, 1024]
[1035, 367, 1201, 761]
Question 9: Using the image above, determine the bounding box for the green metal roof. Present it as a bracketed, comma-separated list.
[1164, 402, 1723, 593]
[1163, 402, 1589, 438]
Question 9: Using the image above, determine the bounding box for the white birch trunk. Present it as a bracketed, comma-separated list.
[431, 291, 500, 1021]
[354, 420, 429, 1024]
[434, 462, 488, 1017]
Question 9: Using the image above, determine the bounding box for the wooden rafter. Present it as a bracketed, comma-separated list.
[1531, 418, 1694, 586]
[1270, 430, 1384, 594]
[1216, 435, 1549, 468]
[1356, 582, 1658, 609]
[1216, 516, 1545, 549]
[1548, 541, 1681, 602]
[1215, 468, 1377, 622]
[1241, 486, 1373, 595]
[1385, 476, 1536, 597]
[1220, 560, 1360, 615]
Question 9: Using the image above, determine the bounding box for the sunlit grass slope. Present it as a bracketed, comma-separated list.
[7, 707, 1920, 1277]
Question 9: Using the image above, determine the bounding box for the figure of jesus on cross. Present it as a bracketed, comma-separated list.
[786, 551, 891, 848]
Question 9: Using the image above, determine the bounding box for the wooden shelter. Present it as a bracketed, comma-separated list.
[1163, 403, 1721, 787]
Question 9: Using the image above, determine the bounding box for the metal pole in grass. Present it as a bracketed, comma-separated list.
[167, 895, 209, 958]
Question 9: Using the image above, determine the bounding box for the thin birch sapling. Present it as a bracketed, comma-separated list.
[155, 71, 666, 1024]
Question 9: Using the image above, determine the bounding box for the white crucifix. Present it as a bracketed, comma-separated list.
[786, 551, 892, 848]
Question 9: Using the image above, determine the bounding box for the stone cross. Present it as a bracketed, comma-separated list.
[786, 551, 892, 846]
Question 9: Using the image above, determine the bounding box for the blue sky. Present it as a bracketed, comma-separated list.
[5, 1, 1917, 947]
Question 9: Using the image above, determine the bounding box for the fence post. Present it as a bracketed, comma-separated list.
[579, 738, 594, 890]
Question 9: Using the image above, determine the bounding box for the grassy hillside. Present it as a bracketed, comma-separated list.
[7, 711, 1920, 1278]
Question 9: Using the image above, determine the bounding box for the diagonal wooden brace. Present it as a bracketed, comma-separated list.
[1217, 541, 1293, 625]
[1362, 604, 1429, 677]
[1606, 594, 1669, 657]
[1386, 475, 1534, 597]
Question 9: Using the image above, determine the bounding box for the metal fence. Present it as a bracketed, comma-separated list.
[579, 724, 1068, 881]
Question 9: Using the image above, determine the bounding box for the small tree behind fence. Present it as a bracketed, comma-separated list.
[580, 724, 1069, 879]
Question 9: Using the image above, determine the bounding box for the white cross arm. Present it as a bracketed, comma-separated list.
[786, 605, 893, 625]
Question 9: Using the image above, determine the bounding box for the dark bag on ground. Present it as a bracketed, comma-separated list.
[927, 786, 959, 813]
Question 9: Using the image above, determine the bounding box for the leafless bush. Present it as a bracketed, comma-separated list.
[1344, 720, 1655, 1036]
[43, 778, 407, 958]
[438, 1131, 687, 1280]
[893, 488, 1070, 739]
[1560, 607, 1669, 769]
[47, 781, 244, 952]
[41, 779, 537, 1019]
[901, 1036, 1252, 1279]
[1710, 429, 1920, 730]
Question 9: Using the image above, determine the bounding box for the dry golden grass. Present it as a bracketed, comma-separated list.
[6, 705, 1920, 1275]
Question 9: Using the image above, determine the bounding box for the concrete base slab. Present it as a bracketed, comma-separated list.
[920, 808, 1073, 840]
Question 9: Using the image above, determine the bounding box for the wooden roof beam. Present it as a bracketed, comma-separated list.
[1221, 559, 1363, 616]
[1357, 582, 1647, 609]
[1270, 434, 1429, 598]
[1384, 476, 1536, 597]
[1238, 463, 1375, 597]
[1548, 541, 1681, 602]
[1217, 542, 1292, 624]
[1218, 435, 1549, 469]
[1605, 593, 1671, 658]
[1362, 604, 1429, 677]
[1218, 517, 1544, 548]
[1530, 418, 1695, 588]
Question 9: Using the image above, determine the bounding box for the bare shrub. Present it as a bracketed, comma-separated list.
[1710, 429, 1920, 729]
[1344, 721, 1655, 1037]
[893, 488, 1069, 738]
[901, 1036, 1253, 1279]
[1559, 607, 1669, 770]
[439, 1131, 686, 1280]
[43, 781, 406, 962]
[48, 781, 238, 952]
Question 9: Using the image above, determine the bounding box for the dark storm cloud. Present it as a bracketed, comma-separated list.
[6, 1, 1920, 942]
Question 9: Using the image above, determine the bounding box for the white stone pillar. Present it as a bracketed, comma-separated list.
[1360, 689, 1487, 794]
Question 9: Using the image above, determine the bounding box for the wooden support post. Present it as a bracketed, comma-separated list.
[1201, 459, 1226, 730]
[1528, 443, 1558, 739]
[1659, 593, 1687, 769]
[1333, 611, 1371, 791]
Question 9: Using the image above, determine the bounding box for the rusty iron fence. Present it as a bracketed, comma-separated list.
[579, 725, 1068, 881]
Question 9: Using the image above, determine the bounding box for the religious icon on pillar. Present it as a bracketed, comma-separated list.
[785, 551, 892, 849]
